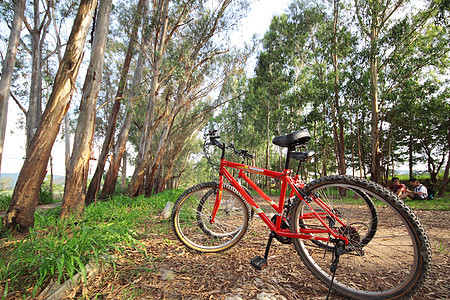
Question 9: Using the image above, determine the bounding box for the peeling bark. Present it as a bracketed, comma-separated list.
[2, 0, 98, 232]
[61, 0, 112, 219]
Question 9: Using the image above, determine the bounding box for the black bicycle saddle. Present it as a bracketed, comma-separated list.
[272, 130, 311, 148]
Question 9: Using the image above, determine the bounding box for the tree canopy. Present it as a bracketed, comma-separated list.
[0, 0, 449, 232]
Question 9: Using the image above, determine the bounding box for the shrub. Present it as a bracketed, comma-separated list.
[0, 193, 11, 211]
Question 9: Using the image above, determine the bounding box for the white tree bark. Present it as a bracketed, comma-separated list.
[0, 0, 26, 174]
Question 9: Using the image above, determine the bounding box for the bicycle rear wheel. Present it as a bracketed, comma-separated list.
[171, 182, 250, 252]
[290, 175, 431, 299]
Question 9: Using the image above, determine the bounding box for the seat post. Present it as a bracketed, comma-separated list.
[284, 145, 295, 170]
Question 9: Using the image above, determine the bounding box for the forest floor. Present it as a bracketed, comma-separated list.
[61, 196, 450, 300]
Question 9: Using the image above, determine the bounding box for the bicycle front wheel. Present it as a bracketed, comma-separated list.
[290, 175, 431, 299]
[171, 181, 250, 252]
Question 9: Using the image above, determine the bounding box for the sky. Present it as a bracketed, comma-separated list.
[1, 0, 292, 176]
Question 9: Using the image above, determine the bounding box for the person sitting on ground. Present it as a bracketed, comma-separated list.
[388, 177, 406, 197]
[400, 178, 428, 200]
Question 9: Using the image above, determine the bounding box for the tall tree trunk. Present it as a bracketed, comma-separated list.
[52, 3, 71, 170]
[0, 0, 26, 175]
[144, 122, 172, 197]
[439, 151, 450, 197]
[62, 0, 112, 218]
[409, 134, 413, 177]
[85, 0, 147, 204]
[121, 152, 127, 190]
[313, 121, 318, 178]
[356, 118, 363, 177]
[127, 0, 170, 196]
[99, 108, 132, 198]
[100, 0, 152, 198]
[49, 155, 53, 196]
[64, 109, 71, 169]
[438, 117, 450, 196]
[351, 132, 355, 177]
[2, 0, 98, 233]
[26, 0, 45, 150]
[369, 20, 381, 183]
[332, 0, 346, 176]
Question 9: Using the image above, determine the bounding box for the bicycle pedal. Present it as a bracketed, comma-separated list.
[251, 256, 267, 270]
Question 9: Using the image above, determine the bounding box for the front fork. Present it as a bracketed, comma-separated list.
[209, 174, 224, 224]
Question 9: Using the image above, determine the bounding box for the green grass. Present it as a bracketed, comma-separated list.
[0, 188, 184, 298]
[0, 185, 446, 298]
[401, 195, 450, 211]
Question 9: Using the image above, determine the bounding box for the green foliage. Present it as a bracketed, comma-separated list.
[0, 189, 183, 297]
[0, 193, 11, 211]
[206, 0, 450, 187]
[38, 187, 56, 205]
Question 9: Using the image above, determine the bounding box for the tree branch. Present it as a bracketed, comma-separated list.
[9, 91, 28, 115]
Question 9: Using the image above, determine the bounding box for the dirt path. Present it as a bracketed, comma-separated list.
[68, 200, 449, 299]
[0, 202, 62, 218]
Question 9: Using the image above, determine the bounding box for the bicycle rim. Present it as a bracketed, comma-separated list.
[171, 182, 249, 252]
[290, 175, 431, 299]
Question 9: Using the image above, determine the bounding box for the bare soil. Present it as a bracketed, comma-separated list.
[66, 199, 449, 300]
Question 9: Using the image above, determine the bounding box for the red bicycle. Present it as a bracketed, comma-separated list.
[171, 130, 431, 299]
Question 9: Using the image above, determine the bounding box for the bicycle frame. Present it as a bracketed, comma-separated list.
[211, 158, 349, 244]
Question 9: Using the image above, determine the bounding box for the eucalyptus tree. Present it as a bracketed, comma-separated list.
[1, 0, 77, 174]
[2, 0, 98, 233]
[149, 100, 218, 194]
[99, 0, 154, 199]
[372, 9, 450, 182]
[85, 0, 148, 204]
[389, 77, 450, 184]
[153, 48, 251, 192]
[241, 7, 319, 180]
[353, 0, 449, 183]
[0, 0, 26, 175]
[61, 0, 113, 218]
[50, 1, 79, 169]
[127, 0, 251, 196]
[418, 91, 450, 185]
[342, 52, 371, 178]
[125, 0, 172, 197]
[23, 0, 53, 150]
[238, 0, 358, 179]
[439, 115, 450, 196]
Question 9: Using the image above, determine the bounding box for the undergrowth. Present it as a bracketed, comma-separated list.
[0, 189, 184, 298]
[0, 187, 58, 211]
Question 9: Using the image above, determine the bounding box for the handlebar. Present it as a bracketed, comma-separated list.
[228, 143, 254, 159]
[206, 131, 253, 160]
